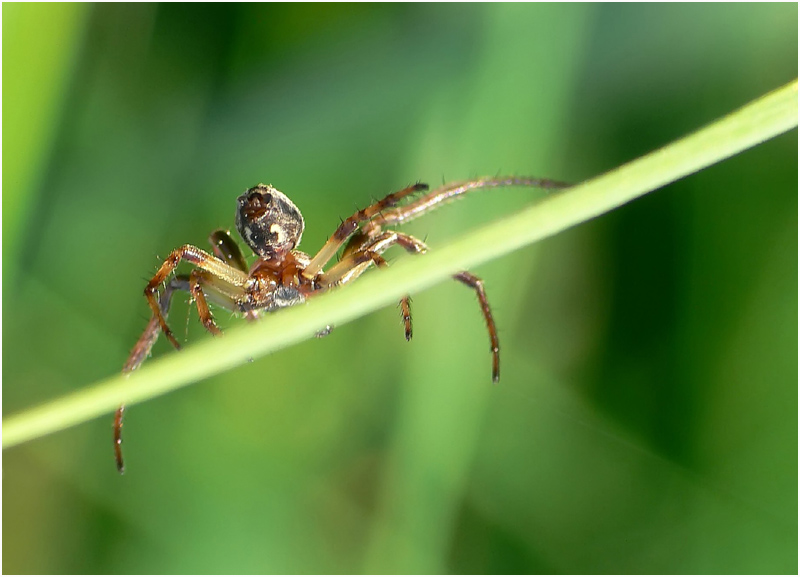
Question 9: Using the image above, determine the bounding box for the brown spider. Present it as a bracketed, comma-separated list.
[115, 176, 569, 472]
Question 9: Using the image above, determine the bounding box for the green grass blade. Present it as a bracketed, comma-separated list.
[3, 4, 89, 288]
[3, 80, 797, 450]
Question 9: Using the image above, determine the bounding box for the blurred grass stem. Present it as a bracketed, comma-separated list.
[3, 80, 797, 450]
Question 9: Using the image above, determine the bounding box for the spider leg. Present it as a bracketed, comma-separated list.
[118, 264, 248, 474]
[322, 232, 501, 381]
[319, 247, 417, 337]
[144, 245, 250, 350]
[189, 269, 223, 336]
[399, 297, 413, 341]
[372, 175, 571, 227]
[321, 176, 567, 375]
[321, 249, 389, 285]
[452, 271, 500, 383]
[124, 275, 191, 374]
[117, 274, 190, 474]
[321, 231, 428, 285]
[320, 231, 428, 340]
[302, 182, 429, 279]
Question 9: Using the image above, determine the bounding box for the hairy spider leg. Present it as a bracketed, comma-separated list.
[398, 297, 413, 341]
[144, 245, 250, 349]
[189, 269, 223, 336]
[311, 175, 567, 349]
[452, 271, 500, 383]
[124, 275, 191, 374]
[322, 230, 428, 340]
[302, 182, 429, 279]
[323, 248, 416, 335]
[356, 175, 569, 380]
[119, 243, 250, 474]
[371, 176, 571, 227]
[117, 274, 190, 474]
[323, 230, 428, 285]
[322, 230, 501, 380]
[118, 270, 247, 474]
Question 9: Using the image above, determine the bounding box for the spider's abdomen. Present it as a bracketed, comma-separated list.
[236, 184, 305, 259]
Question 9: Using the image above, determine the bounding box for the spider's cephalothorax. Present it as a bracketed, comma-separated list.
[116, 176, 570, 473]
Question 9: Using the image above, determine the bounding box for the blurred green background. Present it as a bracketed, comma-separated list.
[3, 4, 797, 574]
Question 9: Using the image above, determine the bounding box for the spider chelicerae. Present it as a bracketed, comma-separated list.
[114, 175, 569, 472]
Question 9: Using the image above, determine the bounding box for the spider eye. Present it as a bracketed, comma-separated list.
[245, 190, 265, 204]
[246, 190, 271, 205]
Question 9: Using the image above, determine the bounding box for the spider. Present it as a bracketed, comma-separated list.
[114, 175, 569, 472]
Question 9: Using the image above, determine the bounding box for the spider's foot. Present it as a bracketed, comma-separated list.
[164, 329, 182, 350]
[399, 297, 412, 341]
[114, 406, 126, 474]
[491, 351, 500, 384]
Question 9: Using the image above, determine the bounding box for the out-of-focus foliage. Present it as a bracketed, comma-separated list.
[3, 4, 796, 574]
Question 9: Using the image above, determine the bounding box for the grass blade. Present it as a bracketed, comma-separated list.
[3, 80, 797, 450]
